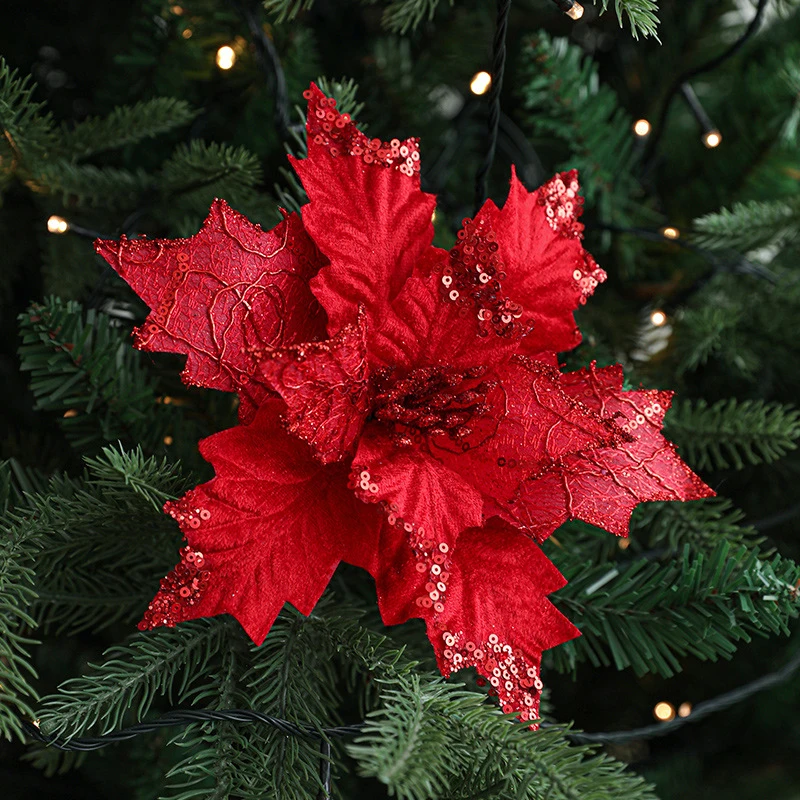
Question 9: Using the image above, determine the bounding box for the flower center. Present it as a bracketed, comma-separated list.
[372, 365, 494, 448]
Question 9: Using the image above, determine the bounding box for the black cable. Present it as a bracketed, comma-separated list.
[563, 645, 800, 744]
[644, 0, 770, 162]
[473, 0, 512, 215]
[230, 0, 298, 141]
[23, 709, 365, 752]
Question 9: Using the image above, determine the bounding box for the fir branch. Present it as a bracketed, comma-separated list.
[0, 464, 42, 742]
[377, 0, 448, 34]
[673, 303, 749, 375]
[633, 497, 764, 554]
[0, 56, 56, 167]
[160, 141, 263, 215]
[518, 33, 641, 213]
[665, 398, 800, 471]
[36, 162, 154, 209]
[62, 98, 198, 160]
[18, 298, 174, 454]
[548, 541, 800, 677]
[692, 197, 800, 252]
[593, 0, 660, 40]
[36, 620, 228, 742]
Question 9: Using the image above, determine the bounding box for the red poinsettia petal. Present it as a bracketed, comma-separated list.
[356, 518, 578, 722]
[370, 215, 530, 371]
[96, 201, 327, 422]
[348, 423, 484, 604]
[513, 364, 715, 540]
[257, 312, 371, 463]
[138, 398, 381, 644]
[290, 84, 437, 353]
[487, 168, 606, 354]
[427, 357, 627, 520]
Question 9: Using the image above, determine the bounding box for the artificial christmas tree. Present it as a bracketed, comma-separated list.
[2, 1, 800, 798]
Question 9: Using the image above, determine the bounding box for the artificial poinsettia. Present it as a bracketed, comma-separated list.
[97, 83, 713, 722]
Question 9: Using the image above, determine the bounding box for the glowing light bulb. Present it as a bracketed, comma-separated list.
[182, 28, 193, 39]
[170, 4, 184, 13]
[633, 119, 651, 137]
[703, 130, 722, 148]
[47, 215, 69, 234]
[678, 702, 692, 718]
[653, 701, 676, 722]
[650, 310, 668, 327]
[470, 71, 492, 96]
[216, 45, 236, 71]
[660, 226, 680, 240]
[163, 435, 174, 445]
[566, 1, 585, 20]
[618, 538, 631, 550]
[431, 209, 437, 223]
[63, 409, 78, 418]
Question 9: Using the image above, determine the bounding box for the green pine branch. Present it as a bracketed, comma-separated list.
[548, 541, 800, 677]
[36, 620, 229, 741]
[160, 141, 263, 216]
[0, 463, 42, 742]
[62, 98, 198, 160]
[0, 56, 56, 166]
[633, 497, 764, 554]
[692, 198, 800, 252]
[665, 398, 800, 471]
[18, 298, 175, 454]
[12, 446, 186, 635]
[518, 32, 642, 215]
[593, 0, 660, 40]
[37, 162, 154, 209]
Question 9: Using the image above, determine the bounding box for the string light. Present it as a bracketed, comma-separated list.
[170, 4, 183, 13]
[47, 215, 69, 234]
[633, 119, 651, 137]
[650, 310, 668, 327]
[163, 436, 174, 445]
[553, 0, 585, 19]
[618, 538, 631, 550]
[678, 702, 693, 718]
[703, 129, 722, 149]
[182, 28, 193, 39]
[63, 409, 78, 418]
[431, 209, 437, 223]
[216, 45, 236, 71]
[660, 226, 680, 240]
[470, 71, 492, 96]
[653, 701, 676, 722]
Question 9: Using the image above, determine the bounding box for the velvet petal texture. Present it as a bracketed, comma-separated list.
[139, 399, 382, 644]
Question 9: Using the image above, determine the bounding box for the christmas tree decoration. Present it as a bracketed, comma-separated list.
[96, 84, 713, 721]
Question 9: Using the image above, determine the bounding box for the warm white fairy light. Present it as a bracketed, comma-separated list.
[47, 215, 69, 234]
[566, 1, 584, 19]
[653, 701, 676, 722]
[633, 119, 651, 137]
[703, 129, 722, 148]
[678, 702, 693, 718]
[650, 309, 668, 327]
[661, 226, 680, 240]
[470, 71, 492, 96]
[216, 45, 236, 71]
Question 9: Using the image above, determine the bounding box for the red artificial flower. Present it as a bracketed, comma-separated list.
[97, 83, 713, 722]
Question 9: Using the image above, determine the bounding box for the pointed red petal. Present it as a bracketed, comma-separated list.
[96, 201, 327, 421]
[138, 399, 381, 644]
[291, 84, 436, 351]
[488, 168, 606, 354]
[257, 312, 371, 463]
[350, 424, 484, 564]
[428, 357, 626, 519]
[358, 519, 578, 723]
[515, 364, 715, 540]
